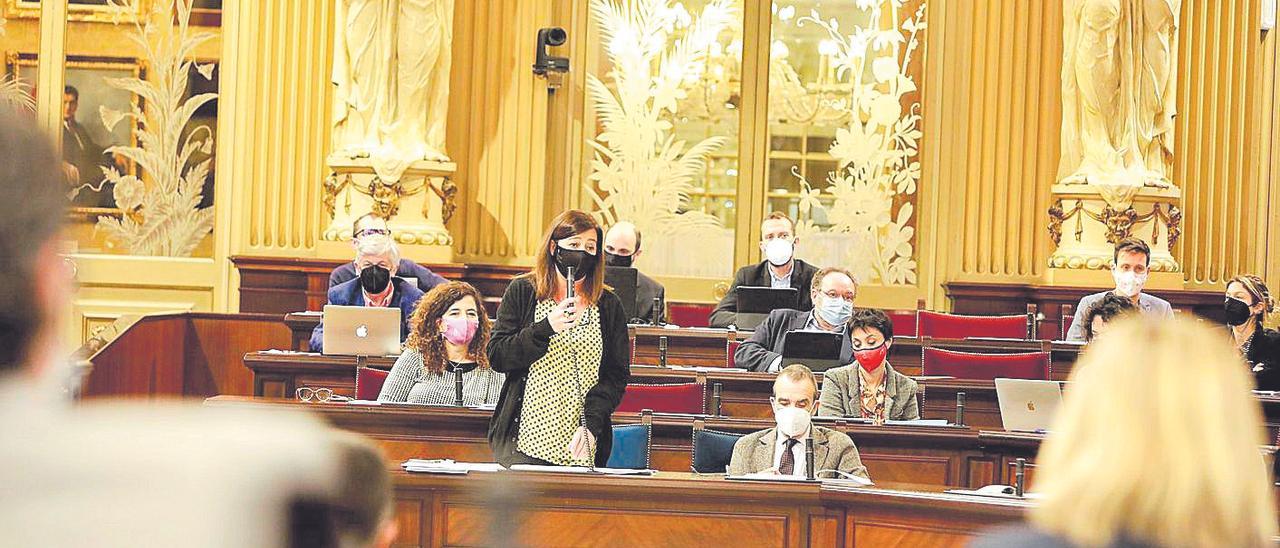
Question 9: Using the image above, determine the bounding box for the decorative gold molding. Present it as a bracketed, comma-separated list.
[1047, 198, 1182, 249]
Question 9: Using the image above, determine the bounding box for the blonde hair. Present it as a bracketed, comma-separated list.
[1031, 316, 1277, 547]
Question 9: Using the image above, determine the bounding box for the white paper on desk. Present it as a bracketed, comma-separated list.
[509, 464, 596, 474]
[883, 419, 950, 427]
[260, 348, 309, 355]
[726, 473, 815, 482]
[592, 467, 656, 476]
[295, 310, 323, 316]
[402, 459, 503, 474]
[345, 400, 381, 406]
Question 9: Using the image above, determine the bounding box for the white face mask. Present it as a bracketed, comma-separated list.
[763, 238, 794, 267]
[773, 404, 811, 438]
[1112, 269, 1148, 298]
[816, 295, 853, 327]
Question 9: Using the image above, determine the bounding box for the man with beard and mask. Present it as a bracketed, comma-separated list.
[309, 235, 426, 352]
[1224, 275, 1280, 391]
[734, 267, 857, 372]
[727, 364, 868, 480]
[329, 212, 448, 293]
[1064, 238, 1172, 342]
[486, 210, 630, 468]
[709, 212, 820, 328]
[602, 221, 665, 323]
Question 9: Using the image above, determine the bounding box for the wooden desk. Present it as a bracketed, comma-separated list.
[388, 470, 1026, 547]
[206, 395, 1035, 488]
[281, 314, 1083, 377]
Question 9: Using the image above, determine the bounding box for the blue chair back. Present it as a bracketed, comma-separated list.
[605, 424, 651, 469]
[691, 428, 744, 474]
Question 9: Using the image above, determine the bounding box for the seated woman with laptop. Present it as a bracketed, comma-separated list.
[378, 282, 504, 406]
[816, 308, 919, 422]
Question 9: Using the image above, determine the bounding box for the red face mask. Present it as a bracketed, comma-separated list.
[853, 344, 888, 372]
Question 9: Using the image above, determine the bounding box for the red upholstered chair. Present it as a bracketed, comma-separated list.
[616, 382, 705, 414]
[668, 303, 714, 328]
[917, 310, 1031, 340]
[922, 348, 1051, 381]
[355, 367, 389, 400]
[1060, 303, 1076, 340]
[726, 339, 742, 369]
[885, 309, 919, 337]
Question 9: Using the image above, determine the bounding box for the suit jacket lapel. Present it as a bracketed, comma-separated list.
[753, 428, 778, 472]
[813, 427, 832, 473]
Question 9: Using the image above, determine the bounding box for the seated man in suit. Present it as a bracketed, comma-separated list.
[1065, 237, 1172, 341]
[329, 212, 448, 293]
[728, 364, 869, 480]
[709, 212, 819, 328]
[310, 235, 426, 352]
[603, 221, 665, 322]
[734, 267, 856, 372]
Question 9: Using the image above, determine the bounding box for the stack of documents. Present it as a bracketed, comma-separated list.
[401, 459, 504, 474]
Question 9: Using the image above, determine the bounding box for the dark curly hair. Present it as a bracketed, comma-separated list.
[1084, 293, 1137, 341]
[848, 308, 893, 340]
[404, 282, 491, 375]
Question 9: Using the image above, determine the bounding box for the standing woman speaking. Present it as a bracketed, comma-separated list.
[487, 210, 631, 467]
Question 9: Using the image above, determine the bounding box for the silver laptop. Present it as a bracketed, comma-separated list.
[322, 305, 402, 356]
[995, 378, 1063, 433]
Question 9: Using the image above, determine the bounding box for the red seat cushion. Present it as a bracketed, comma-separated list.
[917, 310, 1028, 339]
[1061, 315, 1075, 340]
[669, 303, 714, 328]
[355, 367, 389, 400]
[726, 340, 741, 368]
[616, 382, 704, 414]
[922, 348, 1050, 381]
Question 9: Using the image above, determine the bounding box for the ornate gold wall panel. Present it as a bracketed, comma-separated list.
[923, 0, 1275, 304]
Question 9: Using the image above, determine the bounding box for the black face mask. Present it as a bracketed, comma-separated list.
[1225, 296, 1254, 326]
[359, 264, 391, 294]
[553, 246, 595, 281]
[604, 251, 633, 268]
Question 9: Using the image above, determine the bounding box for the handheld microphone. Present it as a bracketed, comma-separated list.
[658, 336, 668, 367]
[454, 367, 464, 407]
[805, 438, 816, 480]
[565, 266, 576, 301]
[712, 383, 723, 417]
[955, 391, 967, 427]
[1014, 457, 1026, 497]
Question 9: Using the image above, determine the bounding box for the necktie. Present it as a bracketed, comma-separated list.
[778, 438, 799, 475]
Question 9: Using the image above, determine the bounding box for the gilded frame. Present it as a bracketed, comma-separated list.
[3, 0, 149, 23]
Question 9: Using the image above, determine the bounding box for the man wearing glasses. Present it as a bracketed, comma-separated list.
[733, 267, 857, 372]
[328, 213, 449, 293]
[709, 212, 820, 328]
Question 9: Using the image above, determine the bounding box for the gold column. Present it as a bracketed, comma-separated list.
[448, 0, 554, 265]
[35, 0, 67, 141]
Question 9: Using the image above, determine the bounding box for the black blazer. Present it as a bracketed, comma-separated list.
[709, 259, 820, 328]
[486, 276, 631, 466]
[1248, 327, 1280, 391]
[734, 309, 851, 372]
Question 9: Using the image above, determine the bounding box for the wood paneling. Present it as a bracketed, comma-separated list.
[82, 312, 289, 399]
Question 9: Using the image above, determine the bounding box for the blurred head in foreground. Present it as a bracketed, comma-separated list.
[1031, 316, 1277, 547]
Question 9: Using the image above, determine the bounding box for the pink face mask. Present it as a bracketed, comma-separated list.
[441, 316, 479, 346]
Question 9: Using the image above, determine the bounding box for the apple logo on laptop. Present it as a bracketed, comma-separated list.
[1026, 401, 1036, 412]
[355, 324, 369, 338]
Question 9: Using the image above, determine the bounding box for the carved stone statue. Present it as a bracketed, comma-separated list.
[1058, 0, 1179, 206]
[332, 0, 453, 182]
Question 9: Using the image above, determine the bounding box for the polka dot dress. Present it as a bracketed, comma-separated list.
[516, 299, 603, 465]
